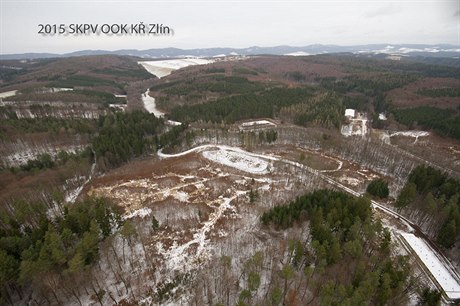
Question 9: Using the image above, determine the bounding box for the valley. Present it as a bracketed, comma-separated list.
[1, 52, 460, 305]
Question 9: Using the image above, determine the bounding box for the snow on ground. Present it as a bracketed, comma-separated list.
[338, 175, 361, 186]
[139, 58, 213, 122]
[142, 89, 165, 117]
[123, 207, 152, 220]
[391, 131, 429, 138]
[109, 103, 127, 111]
[4, 144, 85, 167]
[65, 157, 96, 203]
[390, 131, 429, 143]
[0, 90, 18, 99]
[49, 87, 73, 92]
[284, 51, 310, 56]
[172, 191, 189, 202]
[239, 120, 276, 130]
[202, 148, 270, 174]
[240, 120, 275, 127]
[141, 89, 182, 125]
[401, 233, 460, 300]
[139, 58, 215, 79]
[158, 144, 278, 163]
[164, 194, 238, 273]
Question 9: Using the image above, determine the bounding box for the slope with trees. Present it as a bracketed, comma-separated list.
[396, 165, 460, 249]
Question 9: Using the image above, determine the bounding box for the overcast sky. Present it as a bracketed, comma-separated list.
[0, 0, 459, 54]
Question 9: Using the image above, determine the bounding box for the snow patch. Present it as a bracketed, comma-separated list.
[0, 90, 18, 99]
[284, 51, 310, 56]
[142, 89, 165, 118]
[202, 148, 269, 174]
[172, 191, 189, 202]
[123, 207, 152, 220]
[391, 131, 429, 138]
[240, 120, 275, 127]
[390, 131, 429, 144]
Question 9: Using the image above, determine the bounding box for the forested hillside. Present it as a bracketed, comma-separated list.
[396, 165, 460, 248]
[0, 196, 122, 305]
[256, 189, 414, 305]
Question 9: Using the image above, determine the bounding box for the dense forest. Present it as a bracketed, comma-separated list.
[0, 117, 97, 138]
[393, 106, 460, 140]
[0, 196, 122, 305]
[169, 87, 316, 124]
[416, 87, 460, 98]
[162, 75, 265, 96]
[366, 179, 389, 199]
[92, 111, 164, 169]
[396, 165, 460, 248]
[318, 73, 417, 99]
[260, 189, 414, 305]
[280, 92, 345, 129]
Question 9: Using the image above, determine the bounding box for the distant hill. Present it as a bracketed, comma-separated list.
[1, 44, 459, 60]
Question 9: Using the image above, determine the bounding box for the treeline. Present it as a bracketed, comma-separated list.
[260, 189, 413, 305]
[239, 130, 278, 149]
[170, 87, 315, 124]
[48, 74, 122, 89]
[92, 68, 152, 79]
[417, 87, 460, 98]
[163, 76, 265, 96]
[157, 124, 190, 153]
[0, 196, 122, 305]
[4, 89, 125, 105]
[335, 55, 460, 78]
[393, 106, 460, 140]
[0, 117, 97, 137]
[396, 165, 460, 248]
[318, 74, 417, 98]
[92, 111, 164, 169]
[232, 67, 258, 76]
[289, 92, 345, 129]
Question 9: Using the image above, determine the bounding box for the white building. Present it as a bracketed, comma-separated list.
[345, 109, 355, 118]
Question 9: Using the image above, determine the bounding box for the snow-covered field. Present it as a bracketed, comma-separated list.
[0, 90, 18, 99]
[202, 147, 270, 174]
[138, 58, 214, 79]
[401, 233, 460, 300]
